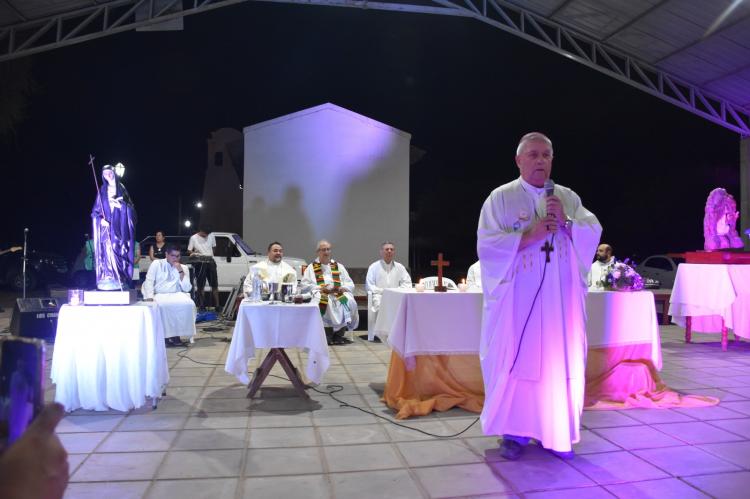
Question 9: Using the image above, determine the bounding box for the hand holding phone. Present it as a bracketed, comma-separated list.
[0, 403, 69, 499]
[0, 337, 45, 446]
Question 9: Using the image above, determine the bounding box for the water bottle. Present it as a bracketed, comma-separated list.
[250, 270, 262, 302]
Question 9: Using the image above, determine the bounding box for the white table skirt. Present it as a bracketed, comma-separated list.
[51, 303, 169, 412]
[224, 301, 330, 385]
[586, 290, 661, 369]
[375, 288, 660, 368]
[373, 289, 483, 360]
[669, 264, 750, 339]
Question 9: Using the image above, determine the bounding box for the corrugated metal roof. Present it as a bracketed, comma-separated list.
[511, 0, 750, 112]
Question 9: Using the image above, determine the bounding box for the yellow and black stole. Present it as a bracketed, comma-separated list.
[313, 261, 348, 316]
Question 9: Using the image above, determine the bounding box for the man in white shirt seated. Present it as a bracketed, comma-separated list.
[588, 243, 615, 291]
[243, 241, 297, 295]
[143, 245, 196, 347]
[301, 240, 359, 346]
[365, 241, 411, 342]
[188, 227, 219, 310]
[467, 260, 481, 290]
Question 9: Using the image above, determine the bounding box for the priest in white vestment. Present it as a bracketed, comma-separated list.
[588, 243, 615, 291]
[466, 261, 482, 290]
[142, 245, 196, 346]
[243, 241, 297, 295]
[301, 240, 359, 345]
[478, 132, 601, 460]
[365, 242, 412, 341]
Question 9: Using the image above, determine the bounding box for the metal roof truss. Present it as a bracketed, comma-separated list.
[1, 0, 747, 136]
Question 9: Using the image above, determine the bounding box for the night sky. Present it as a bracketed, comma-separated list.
[0, 2, 740, 279]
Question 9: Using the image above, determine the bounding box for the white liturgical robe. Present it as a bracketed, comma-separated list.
[302, 259, 359, 331]
[243, 259, 297, 295]
[588, 257, 615, 291]
[366, 260, 412, 313]
[142, 259, 196, 339]
[467, 261, 482, 290]
[478, 177, 601, 452]
[366, 259, 412, 341]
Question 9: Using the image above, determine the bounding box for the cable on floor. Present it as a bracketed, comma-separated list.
[173, 324, 481, 438]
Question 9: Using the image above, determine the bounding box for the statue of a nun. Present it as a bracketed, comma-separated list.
[91, 164, 137, 290]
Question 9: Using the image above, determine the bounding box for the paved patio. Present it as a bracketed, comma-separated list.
[30, 321, 750, 498]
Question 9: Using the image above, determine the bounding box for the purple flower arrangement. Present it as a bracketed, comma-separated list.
[604, 260, 644, 291]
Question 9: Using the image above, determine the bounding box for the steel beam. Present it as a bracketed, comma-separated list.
[0, 0, 747, 135]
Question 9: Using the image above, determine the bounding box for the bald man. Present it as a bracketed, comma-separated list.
[588, 243, 615, 291]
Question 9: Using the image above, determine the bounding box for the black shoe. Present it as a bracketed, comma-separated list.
[339, 337, 353, 344]
[499, 439, 524, 460]
[332, 338, 345, 345]
[327, 338, 334, 346]
[165, 337, 186, 348]
[548, 449, 575, 460]
[371, 337, 382, 343]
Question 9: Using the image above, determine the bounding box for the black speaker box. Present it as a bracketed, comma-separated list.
[10, 298, 62, 342]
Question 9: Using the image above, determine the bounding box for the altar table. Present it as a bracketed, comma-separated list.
[376, 289, 669, 418]
[670, 263, 750, 350]
[224, 301, 329, 398]
[51, 303, 169, 412]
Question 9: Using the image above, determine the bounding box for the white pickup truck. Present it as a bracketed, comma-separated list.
[138, 232, 307, 292]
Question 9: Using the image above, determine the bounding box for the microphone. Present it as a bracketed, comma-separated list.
[544, 179, 556, 221]
[544, 179, 555, 197]
[24, 228, 29, 233]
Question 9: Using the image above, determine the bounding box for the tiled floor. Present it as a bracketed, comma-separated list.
[41, 324, 750, 498]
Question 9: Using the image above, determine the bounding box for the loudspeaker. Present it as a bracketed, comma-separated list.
[10, 298, 62, 342]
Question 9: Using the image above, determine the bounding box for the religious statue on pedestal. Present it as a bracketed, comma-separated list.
[91, 161, 137, 290]
[703, 187, 743, 251]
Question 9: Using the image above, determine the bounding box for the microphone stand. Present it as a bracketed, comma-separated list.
[22, 229, 28, 299]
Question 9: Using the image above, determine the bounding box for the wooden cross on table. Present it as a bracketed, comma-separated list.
[430, 252, 451, 292]
[541, 239, 554, 263]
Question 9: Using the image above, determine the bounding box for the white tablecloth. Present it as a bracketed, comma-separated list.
[669, 263, 750, 339]
[373, 289, 483, 360]
[586, 290, 661, 369]
[375, 288, 660, 367]
[224, 301, 329, 385]
[51, 303, 169, 412]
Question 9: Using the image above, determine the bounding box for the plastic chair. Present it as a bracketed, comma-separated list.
[367, 291, 377, 341]
[420, 276, 457, 290]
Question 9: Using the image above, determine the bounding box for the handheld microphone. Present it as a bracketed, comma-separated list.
[24, 228, 29, 233]
[544, 179, 556, 220]
[544, 179, 555, 197]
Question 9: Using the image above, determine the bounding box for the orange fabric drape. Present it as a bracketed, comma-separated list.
[383, 343, 718, 418]
[584, 345, 718, 410]
[382, 352, 484, 419]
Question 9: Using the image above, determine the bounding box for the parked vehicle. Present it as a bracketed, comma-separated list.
[138, 232, 306, 292]
[635, 254, 681, 288]
[0, 248, 69, 292]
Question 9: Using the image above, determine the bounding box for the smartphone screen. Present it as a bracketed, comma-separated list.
[0, 337, 46, 449]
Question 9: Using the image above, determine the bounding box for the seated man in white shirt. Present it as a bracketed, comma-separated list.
[243, 241, 297, 295]
[466, 260, 481, 290]
[188, 228, 219, 310]
[143, 245, 196, 347]
[301, 240, 359, 345]
[588, 243, 615, 291]
[365, 241, 411, 342]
